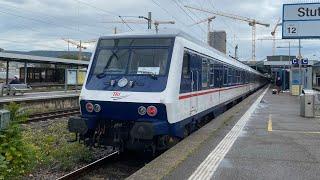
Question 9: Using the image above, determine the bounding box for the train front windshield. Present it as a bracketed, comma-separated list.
[86, 37, 174, 92]
[92, 38, 174, 76]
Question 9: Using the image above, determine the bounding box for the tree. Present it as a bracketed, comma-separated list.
[59, 54, 79, 60]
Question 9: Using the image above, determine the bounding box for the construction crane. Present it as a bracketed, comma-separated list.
[185, 5, 270, 61]
[62, 38, 96, 60]
[271, 18, 282, 55]
[190, 16, 216, 44]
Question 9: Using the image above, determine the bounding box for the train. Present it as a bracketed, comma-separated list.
[68, 29, 267, 152]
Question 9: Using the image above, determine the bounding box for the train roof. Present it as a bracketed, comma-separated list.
[99, 29, 263, 76]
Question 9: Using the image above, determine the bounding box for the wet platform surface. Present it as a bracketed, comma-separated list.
[211, 90, 320, 179]
[0, 90, 79, 103]
[166, 88, 320, 180]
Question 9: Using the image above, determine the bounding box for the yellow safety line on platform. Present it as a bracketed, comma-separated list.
[267, 114, 272, 132]
[267, 114, 320, 134]
[272, 130, 320, 134]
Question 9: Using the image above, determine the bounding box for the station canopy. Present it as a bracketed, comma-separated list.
[0, 52, 89, 66]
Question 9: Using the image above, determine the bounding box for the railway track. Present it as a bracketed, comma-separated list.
[27, 108, 80, 122]
[56, 151, 120, 180]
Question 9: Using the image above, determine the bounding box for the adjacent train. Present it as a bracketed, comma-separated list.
[68, 29, 267, 152]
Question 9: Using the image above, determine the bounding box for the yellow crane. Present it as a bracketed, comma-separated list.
[61, 38, 96, 60]
[185, 5, 270, 61]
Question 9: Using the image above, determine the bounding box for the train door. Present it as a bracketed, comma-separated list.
[213, 63, 223, 105]
[214, 63, 223, 88]
[190, 53, 201, 115]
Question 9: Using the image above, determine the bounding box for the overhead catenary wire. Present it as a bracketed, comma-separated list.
[72, 0, 138, 31]
[118, 16, 134, 31]
[150, 0, 188, 27]
[172, 0, 206, 34]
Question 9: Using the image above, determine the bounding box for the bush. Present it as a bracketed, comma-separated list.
[0, 102, 35, 179]
[22, 117, 93, 172]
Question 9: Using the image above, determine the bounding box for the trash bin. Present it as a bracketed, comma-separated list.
[314, 93, 320, 117]
[0, 83, 4, 97]
[300, 90, 315, 118]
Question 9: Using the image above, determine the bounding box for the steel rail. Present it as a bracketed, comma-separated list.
[56, 151, 120, 180]
[27, 108, 80, 122]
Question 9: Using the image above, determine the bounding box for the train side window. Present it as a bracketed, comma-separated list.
[223, 66, 228, 86]
[246, 72, 248, 83]
[202, 58, 209, 89]
[234, 70, 237, 84]
[228, 67, 233, 85]
[209, 63, 214, 87]
[233, 69, 236, 85]
[213, 62, 221, 88]
[241, 71, 245, 84]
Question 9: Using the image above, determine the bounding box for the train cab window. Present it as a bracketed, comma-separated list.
[202, 59, 209, 88]
[182, 52, 190, 79]
[179, 51, 192, 93]
[94, 49, 130, 75]
[129, 49, 169, 75]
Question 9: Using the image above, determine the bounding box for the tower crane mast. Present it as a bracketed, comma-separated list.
[61, 38, 96, 60]
[190, 16, 216, 44]
[271, 18, 282, 55]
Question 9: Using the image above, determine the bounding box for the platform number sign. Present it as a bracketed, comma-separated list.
[286, 23, 298, 35]
[283, 3, 320, 39]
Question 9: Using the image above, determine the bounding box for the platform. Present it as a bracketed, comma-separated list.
[0, 90, 79, 104]
[128, 86, 320, 180]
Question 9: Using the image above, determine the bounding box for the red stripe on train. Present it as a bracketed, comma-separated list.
[179, 84, 249, 100]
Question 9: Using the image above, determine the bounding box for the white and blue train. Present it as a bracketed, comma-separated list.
[68, 29, 267, 151]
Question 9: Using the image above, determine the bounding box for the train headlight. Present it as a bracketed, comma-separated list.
[138, 106, 146, 115]
[85, 103, 94, 113]
[94, 104, 101, 112]
[147, 106, 157, 117]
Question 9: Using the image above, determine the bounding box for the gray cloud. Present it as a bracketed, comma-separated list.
[0, 0, 318, 60]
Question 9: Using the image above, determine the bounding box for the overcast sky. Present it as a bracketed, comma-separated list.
[1, 0, 320, 61]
